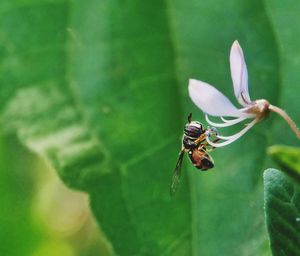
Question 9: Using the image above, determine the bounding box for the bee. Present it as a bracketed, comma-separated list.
[170, 113, 218, 196]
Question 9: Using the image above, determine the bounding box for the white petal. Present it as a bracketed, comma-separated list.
[230, 40, 251, 106]
[220, 116, 232, 122]
[207, 118, 258, 147]
[188, 79, 243, 117]
[205, 114, 250, 127]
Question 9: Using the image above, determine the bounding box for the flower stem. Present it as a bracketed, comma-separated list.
[269, 104, 300, 139]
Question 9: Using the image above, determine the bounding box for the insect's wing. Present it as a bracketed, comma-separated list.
[170, 149, 185, 196]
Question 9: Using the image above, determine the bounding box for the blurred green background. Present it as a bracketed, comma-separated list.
[0, 0, 299, 255]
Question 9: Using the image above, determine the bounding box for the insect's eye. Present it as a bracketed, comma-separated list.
[184, 122, 203, 138]
[194, 121, 204, 132]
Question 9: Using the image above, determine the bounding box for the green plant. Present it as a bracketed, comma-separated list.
[0, 1, 299, 255]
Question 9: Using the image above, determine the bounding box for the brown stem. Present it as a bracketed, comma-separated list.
[269, 104, 300, 139]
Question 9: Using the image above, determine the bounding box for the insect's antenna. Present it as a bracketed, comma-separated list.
[188, 113, 192, 123]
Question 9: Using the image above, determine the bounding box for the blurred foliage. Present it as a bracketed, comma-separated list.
[264, 169, 300, 256]
[0, 136, 112, 256]
[268, 145, 300, 183]
[0, 0, 300, 255]
[0, 136, 41, 256]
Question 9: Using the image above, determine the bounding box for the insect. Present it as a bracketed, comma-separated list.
[170, 113, 218, 196]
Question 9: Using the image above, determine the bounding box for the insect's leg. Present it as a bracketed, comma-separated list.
[201, 127, 219, 150]
[194, 133, 207, 145]
[205, 138, 221, 151]
[205, 127, 218, 137]
[198, 142, 210, 151]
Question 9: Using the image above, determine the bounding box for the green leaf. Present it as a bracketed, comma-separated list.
[264, 169, 300, 256]
[268, 145, 300, 183]
[0, 135, 42, 256]
[1, 0, 300, 255]
[264, 0, 300, 144]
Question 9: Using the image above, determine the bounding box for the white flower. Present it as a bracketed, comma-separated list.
[189, 40, 300, 147]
